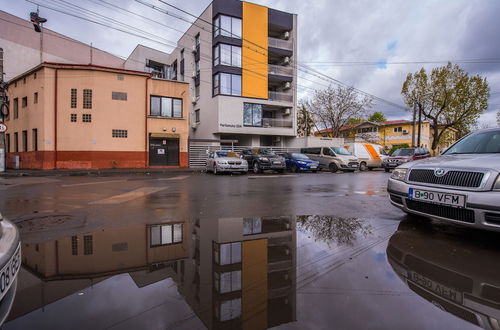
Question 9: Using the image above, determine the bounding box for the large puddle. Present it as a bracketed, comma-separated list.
[3, 216, 498, 329]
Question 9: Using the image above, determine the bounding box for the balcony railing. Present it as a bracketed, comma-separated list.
[268, 64, 293, 77]
[268, 91, 293, 103]
[262, 118, 293, 128]
[268, 37, 293, 50]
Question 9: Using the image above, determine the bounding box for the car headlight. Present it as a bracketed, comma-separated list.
[494, 174, 500, 190]
[391, 168, 408, 181]
[217, 160, 227, 164]
[298, 161, 306, 165]
[259, 157, 269, 162]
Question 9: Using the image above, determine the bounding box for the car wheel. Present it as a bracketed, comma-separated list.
[253, 162, 261, 174]
[329, 163, 338, 173]
[359, 162, 367, 171]
[368, 167, 374, 171]
[291, 164, 298, 173]
[384, 168, 390, 173]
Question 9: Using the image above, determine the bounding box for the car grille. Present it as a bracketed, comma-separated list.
[390, 195, 403, 205]
[348, 162, 359, 167]
[227, 161, 242, 165]
[406, 199, 475, 223]
[388, 159, 400, 163]
[408, 169, 484, 188]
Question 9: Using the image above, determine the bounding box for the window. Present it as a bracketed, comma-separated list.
[214, 270, 241, 293]
[5, 134, 10, 153]
[83, 89, 92, 109]
[112, 129, 128, 138]
[214, 15, 241, 39]
[393, 127, 403, 133]
[70, 114, 77, 122]
[22, 130, 27, 152]
[83, 235, 93, 255]
[14, 132, 18, 152]
[71, 236, 78, 255]
[195, 33, 200, 46]
[117, 74, 124, 81]
[13, 98, 18, 119]
[22, 97, 27, 108]
[195, 85, 200, 98]
[32, 129, 38, 151]
[216, 299, 241, 321]
[34, 92, 38, 104]
[71, 89, 77, 108]
[213, 44, 241, 67]
[195, 109, 200, 123]
[243, 217, 262, 235]
[150, 96, 183, 118]
[82, 114, 92, 122]
[301, 147, 321, 155]
[112, 92, 127, 101]
[243, 103, 263, 127]
[150, 223, 183, 246]
[195, 60, 200, 75]
[145, 60, 168, 79]
[214, 242, 241, 265]
[213, 73, 241, 96]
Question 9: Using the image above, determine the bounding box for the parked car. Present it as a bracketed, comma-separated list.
[344, 142, 388, 171]
[382, 147, 431, 172]
[0, 213, 21, 326]
[281, 152, 319, 173]
[387, 127, 500, 232]
[206, 151, 248, 174]
[301, 146, 360, 172]
[240, 148, 286, 174]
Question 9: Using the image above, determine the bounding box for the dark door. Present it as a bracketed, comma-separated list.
[149, 138, 180, 166]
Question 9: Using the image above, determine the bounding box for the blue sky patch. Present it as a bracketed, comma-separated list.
[387, 40, 398, 51]
[375, 59, 387, 69]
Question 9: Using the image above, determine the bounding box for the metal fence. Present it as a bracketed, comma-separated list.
[188, 143, 300, 168]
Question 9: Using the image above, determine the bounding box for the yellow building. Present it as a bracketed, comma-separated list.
[3, 62, 190, 169]
[316, 120, 432, 149]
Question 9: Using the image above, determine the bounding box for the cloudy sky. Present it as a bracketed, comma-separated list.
[2, 0, 500, 125]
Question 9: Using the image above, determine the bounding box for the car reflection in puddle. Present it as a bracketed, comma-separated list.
[4, 215, 375, 330]
[387, 220, 500, 330]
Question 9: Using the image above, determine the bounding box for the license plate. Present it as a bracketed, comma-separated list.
[310, 165, 317, 169]
[350, 164, 358, 168]
[410, 272, 462, 304]
[0, 243, 21, 301]
[273, 161, 281, 165]
[388, 163, 398, 167]
[409, 188, 466, 208]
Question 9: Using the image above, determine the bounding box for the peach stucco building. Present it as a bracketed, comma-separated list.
[3, 62, 189, 169]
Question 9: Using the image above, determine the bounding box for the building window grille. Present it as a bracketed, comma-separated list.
[70, 114, 77, 122]
[71, 236, 78, 255]
[71, 89, 77, 108]
[83, 89, 92, 109]
[82, 114, 92, 122]
[112, 91, 127, 101]
[112, 129, 128, 138]
[83, 235, 93, 255]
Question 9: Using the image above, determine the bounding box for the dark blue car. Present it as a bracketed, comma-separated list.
[281, 153, 319, 173]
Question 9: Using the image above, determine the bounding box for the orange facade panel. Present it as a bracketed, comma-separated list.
[242, 2, 268, 99]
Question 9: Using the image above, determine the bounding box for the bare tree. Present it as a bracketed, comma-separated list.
[303, 85, 373, 137]
[296, 103, 316, 137]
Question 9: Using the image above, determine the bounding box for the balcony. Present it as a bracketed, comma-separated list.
[268, 37, 293, 51]
[268, 91, 293, 103]
[263, 118, 293, 128]
[268, 64, 293, 77]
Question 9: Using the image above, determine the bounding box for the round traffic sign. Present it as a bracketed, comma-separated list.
[0, 123, 7, 133]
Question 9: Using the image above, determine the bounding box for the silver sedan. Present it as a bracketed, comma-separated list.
[206, 151, 249, 175]
[388, 127, 500, 231]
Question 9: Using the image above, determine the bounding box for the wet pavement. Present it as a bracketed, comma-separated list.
[0, 171, 495, 329]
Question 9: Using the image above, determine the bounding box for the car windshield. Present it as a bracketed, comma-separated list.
[258, 149, 276, 156]
[445, 130, 500, 154]
[292, 153, 309, 160]
[392, 148, 414, 156]
[331, 147, 352, 156]
[215, 151, 228, 157]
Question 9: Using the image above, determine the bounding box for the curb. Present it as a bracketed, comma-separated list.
[0, 168, 203, 177]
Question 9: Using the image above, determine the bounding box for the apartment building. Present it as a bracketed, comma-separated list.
[4, 62, 189, 169]
[125, 0, 298, 147]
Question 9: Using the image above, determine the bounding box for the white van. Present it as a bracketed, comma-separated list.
[301, 146, 360, 172]
[344, 143, 387, 171]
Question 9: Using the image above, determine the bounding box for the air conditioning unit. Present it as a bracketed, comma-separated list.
[191, 71, 197, 78]
[191, 97, 198, 104]
[191, 122, 198, 129]
[283, 56, 290, 65]
[283, 81, 292, 90]
[191, 45, 197, 53]
[283, 108, 291, 115]
[283, 31, 290, 40]
[403, 129, 409, 134]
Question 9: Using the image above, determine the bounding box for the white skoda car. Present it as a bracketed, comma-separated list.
[388, 128, 500, 231]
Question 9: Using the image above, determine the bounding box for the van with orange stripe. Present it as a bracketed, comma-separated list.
[344, 143, 388, 171]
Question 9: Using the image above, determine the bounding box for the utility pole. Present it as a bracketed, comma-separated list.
[0, 47, 6, 172]
[411, 102, 417, 147]
[417, 103, 422, 147]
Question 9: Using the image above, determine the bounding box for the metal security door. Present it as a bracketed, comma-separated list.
[166, 138, 179, 166]
[149, 138, 168, 166]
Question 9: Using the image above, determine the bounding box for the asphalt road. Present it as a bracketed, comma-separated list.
[0, 171, 491, 330]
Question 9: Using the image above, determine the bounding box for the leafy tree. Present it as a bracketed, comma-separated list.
[346, 117, 364, 125]
[368, 111, 387, 122]
[303, 85, 373, 138]
[389, 143, 409, 155]
[296, 104, 316, 137]
[401, 62, 490, 152]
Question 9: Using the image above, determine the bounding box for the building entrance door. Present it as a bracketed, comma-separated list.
[149, 137, 180, 166]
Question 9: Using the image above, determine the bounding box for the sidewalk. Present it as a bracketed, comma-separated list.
[0, 167, 202, 177]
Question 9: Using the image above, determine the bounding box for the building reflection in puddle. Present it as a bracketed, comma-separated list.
[7, 215, 374, 329]
[387, 220, 500, 330]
